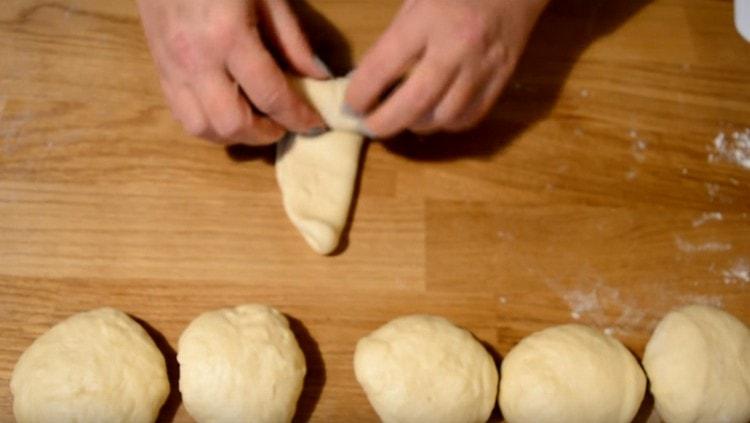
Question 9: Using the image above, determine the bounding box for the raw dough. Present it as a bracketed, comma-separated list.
[10, 307, 169, 423]
[354, 315, 498, 423]
[290, 78, 362, 133]
[177, 304, 306, 423]
[499, 324, 645, 423]
[643, 305, 750, 423]
[276, 77, 365, 255]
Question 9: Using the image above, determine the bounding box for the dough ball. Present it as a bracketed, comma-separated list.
[499, 324, 645, 423]
[178, 304, 306, 423]
[643, 305, 750, 423]
[354, 315, 498, 423]
[10, 307, 170, 423]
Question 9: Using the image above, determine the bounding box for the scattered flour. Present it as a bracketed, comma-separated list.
[629, 130, 648, 162]
[674, 235, 732, 253]
[545, 278, 645, 334]
[708, 129, 750, 170]
[723, 258, 750, 285]
[679, 294, 724, 308]
[625, 168, 638, 181]
[614, 307, 647, 328]
[496, 231, 515, 241]
[498, 296, 508, 305]
[563, 289, 600, 320]
[580, 89, 590, 98]
[691, 212, 723, 228]
[705, 182, 721, 200]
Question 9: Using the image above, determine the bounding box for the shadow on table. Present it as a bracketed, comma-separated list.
[288, 0, 354, 77]
[383, 0, 653, 162]
[633, 390, 657, 423]
[226, 0, 652, 256]
[327, 139, 369, 256]
[287, 315, 327, 423]
[480, 340, 505, 422]
[229, 0, 654, 165]
[131, 316, 182, 423]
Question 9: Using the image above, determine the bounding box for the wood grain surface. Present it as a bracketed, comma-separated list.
[2, 0, 749, 421]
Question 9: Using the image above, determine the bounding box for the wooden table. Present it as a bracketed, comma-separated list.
[1, 0, 749, 421]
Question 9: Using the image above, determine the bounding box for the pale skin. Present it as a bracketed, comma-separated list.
[137, 0, 550, 145]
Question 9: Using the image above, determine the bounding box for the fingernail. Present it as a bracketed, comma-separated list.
[341, 103, 361, 119]
[302, 126, 328, 137]
[313, 56, 333, 78]
[275, 131, 293, 144]
[359, 122, 376, 139]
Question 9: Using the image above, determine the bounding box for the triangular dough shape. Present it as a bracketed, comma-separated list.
[276, 77, 365, 255]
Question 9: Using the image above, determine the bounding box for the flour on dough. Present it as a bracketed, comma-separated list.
[178, 304, 306, 423]
[10, 308, 170, 423]
[276, 77, 365, 255]
[643, 305, 750, 423]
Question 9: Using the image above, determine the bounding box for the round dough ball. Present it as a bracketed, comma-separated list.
[354, 315, 498, 423]
[499, 324, 645, 423]
[643, 305, 750, 423]
[177, 304, 306, 423]
[10, 307, 170, 423]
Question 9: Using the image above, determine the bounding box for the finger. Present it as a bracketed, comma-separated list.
[410, 65, 487, 133]
[192, 72, 285, 145]
[256, 0, 331, 79]
[227, 29, 326, 134]
[447, 71, 509, 132]
[362, 55, 458, 138]
[161, 79, 213, 139]
[345, 8, 426, 114]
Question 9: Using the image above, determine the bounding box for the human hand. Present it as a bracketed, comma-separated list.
[137, 0, 331, 145]
[345, 0, 549, 138]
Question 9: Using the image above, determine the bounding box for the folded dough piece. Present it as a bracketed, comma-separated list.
[276, 77, 365, 255]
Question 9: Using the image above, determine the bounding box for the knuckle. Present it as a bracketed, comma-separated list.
[166, 19, 236, 71]
[452, 11, 491, 51]
[204, 21, 235, 51]
[254, 88, 288, 115]
[214, 115, 244, 139]
[488, 44, 509, 65]
[165, 31, 201, 71]
[182, 118, 208, 137]
[434, 105, 463, 127]
[410, 92, 433, 112]
[404, 79, 440, 112]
